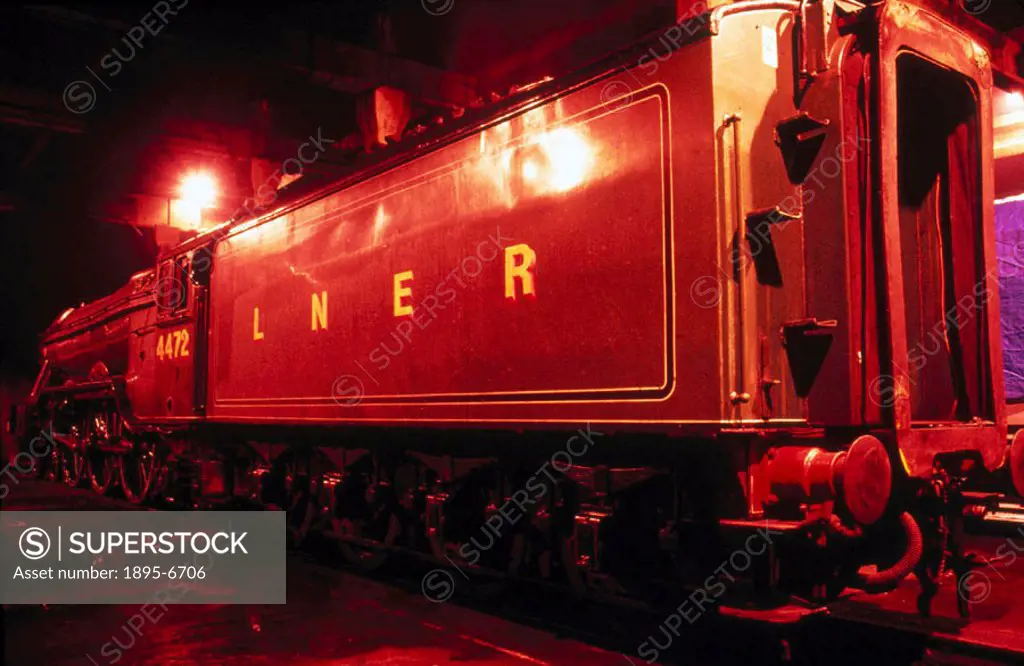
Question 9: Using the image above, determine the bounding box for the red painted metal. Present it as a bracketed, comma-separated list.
[209, 84, 676, 420]
[27, 1, 1010, 490]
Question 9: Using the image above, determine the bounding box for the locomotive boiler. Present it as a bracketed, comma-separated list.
[15, 0, 1011, 607]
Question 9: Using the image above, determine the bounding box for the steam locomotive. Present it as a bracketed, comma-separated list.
[14, 0, 1014, 607]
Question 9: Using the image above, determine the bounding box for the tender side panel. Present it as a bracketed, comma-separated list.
[211, 85, 672, 412]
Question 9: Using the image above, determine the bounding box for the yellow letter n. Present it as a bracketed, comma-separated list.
[311, 291, 328, 331]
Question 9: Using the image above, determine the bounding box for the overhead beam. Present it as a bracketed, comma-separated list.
[282, 32, 479, 109]
[0, 102, 85, 134]
[0, 85, 85, 134]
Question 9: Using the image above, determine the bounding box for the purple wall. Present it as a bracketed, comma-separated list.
[997, 198, 1024, 401]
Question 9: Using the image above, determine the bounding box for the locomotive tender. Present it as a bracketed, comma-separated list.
[17, 0, 1014, 604]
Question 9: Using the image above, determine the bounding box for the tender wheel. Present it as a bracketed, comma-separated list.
[88, 451, 117, 495]
[324, 454, 397, 571]
[560, 534, 588, 595]
[336, 514, 398, 571]
[119, 442, 157, 504]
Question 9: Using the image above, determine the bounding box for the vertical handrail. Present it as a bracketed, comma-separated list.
[724, 114, 751, 406]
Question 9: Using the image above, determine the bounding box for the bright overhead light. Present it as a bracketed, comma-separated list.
[1010, 91, 1024, 109]
[179, 172, 217, 210]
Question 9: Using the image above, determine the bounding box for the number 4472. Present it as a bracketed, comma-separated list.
[156, 329, 190, 360]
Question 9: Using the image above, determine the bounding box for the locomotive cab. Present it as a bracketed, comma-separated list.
[127, 246, 209, 421]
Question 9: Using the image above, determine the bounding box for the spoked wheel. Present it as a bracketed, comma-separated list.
[147, 460, 173, 503]
[37, 442, 59, 482]
[87, 450, 117, 495]
[84, 408, 120, 495]
[119, 441, 158, 504]
[58, 435, 85, 488]
[39, 454, 58, 482]
[30, 418, 59, 481]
